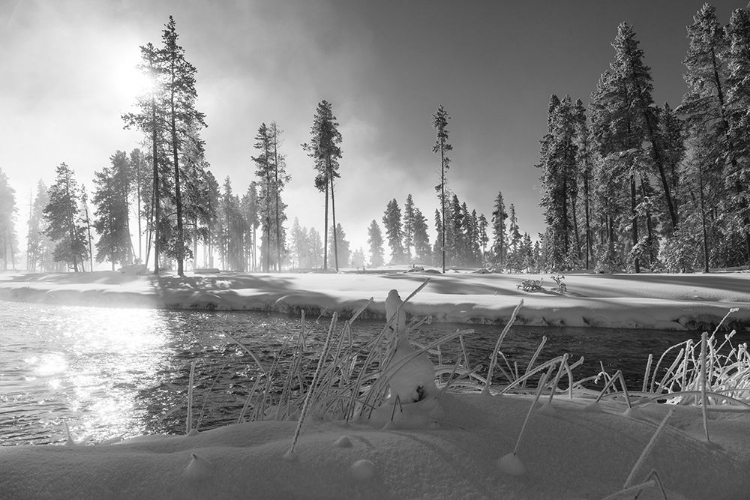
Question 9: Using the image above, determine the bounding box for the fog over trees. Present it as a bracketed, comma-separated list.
[5, 4, 749, 273]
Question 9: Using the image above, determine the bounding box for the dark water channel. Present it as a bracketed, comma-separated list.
[1, 301, 745, 446]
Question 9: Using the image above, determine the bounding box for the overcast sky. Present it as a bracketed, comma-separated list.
[2, 0, 747, 258]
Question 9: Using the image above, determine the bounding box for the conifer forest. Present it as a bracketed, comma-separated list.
[1, 4, 749, 274]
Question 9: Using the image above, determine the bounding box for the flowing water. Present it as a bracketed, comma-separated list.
[1, 301, 743, 446]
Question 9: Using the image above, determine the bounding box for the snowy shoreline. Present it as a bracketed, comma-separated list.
[1, 270, 749, 331]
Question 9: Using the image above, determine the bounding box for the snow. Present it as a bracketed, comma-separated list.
[1, 270, 750, 499]
[1, 392, 749, 499]
[1, 269, 749, 330]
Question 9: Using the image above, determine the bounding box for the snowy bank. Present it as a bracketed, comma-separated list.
[2, 393, 749, 500]
[1, 270, 749, 330]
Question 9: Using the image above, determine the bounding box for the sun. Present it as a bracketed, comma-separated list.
[110, 49, 157, 104]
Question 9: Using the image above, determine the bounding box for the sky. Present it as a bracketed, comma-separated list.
[2, 0, 748, 261]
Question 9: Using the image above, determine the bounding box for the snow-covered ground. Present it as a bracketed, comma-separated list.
[1, 269, 749, 330]
[1, 270, 749, 499]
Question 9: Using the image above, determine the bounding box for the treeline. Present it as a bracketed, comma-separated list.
[538, 4, 750, 273]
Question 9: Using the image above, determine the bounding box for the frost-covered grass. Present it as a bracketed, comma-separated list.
[202, 281, 750, 434]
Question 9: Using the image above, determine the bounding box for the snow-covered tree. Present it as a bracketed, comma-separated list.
[412, 207, 431, 264]
[27, 180, 56, 272]
[491, 190, 508, 269]
[367, 219, 385, 268]
[0, 167, 18, 270]
[327, 223, 349, 269]
[382, 199, 405, 264]
[43, 163, 89, 272]
[92, 151, 132, 268]
[403, 194, 416, 260]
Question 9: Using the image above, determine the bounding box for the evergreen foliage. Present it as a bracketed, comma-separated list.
[382, 199, 405, 264]
[92, 151, 132, 268]
[367, 219, 385, 268]
[0, 167, 18, 270]
[432, 105, 453, 273]
[26, 180, 56, 272]
[302, 100, 343, 271]
[43, 163, 89, 272]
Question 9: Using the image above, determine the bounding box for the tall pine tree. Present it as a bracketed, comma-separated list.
[302, 100, 343, 271]
[432, 105, 452, 273]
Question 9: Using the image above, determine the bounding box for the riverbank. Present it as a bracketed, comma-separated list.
[2, 269, 750, 330]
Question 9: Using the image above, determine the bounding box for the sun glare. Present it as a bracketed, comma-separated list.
[111, 50, 156, 103]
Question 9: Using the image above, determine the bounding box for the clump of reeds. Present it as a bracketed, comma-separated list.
[636, 309, 749, 423]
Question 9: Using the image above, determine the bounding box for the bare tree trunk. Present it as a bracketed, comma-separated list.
[331, 175, 338, 272]
[584, 169, 591, 269]
[630, 172, 640, 273]
[440, 143, 446, 273]
[698, 162, 710, 273]
[323, 161, 329, 271]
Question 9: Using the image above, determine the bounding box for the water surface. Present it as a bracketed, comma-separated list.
[1, 301, 739, 445]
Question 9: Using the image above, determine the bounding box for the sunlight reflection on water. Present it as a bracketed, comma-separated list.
[0, 302, 169, 445]
[2, 300, 742, 446]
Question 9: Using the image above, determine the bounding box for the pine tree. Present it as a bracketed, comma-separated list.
[449, 194, 464, 265]
[725, 7, 750, 263]
[367, 219, 385, 268]
[478, 213, 489, 264]
[433, 209, 443, 267]
[432, 105, 452, 273]
[180, 130, 213, 269]
[308, 227, 323, 269]
[92, 151, 132, 268]
[290, 218, 306, 269]
[80, 185, 95, 272]
[403, 194, 416, 261]
[253, 123, 274, 272]
[43, 163, 88, 271]
[219, 177, 245, 271]
[302, 100, 342, 271]
[241, 182, 259, 270]
[328, 223, 350, 268]
[0, 167, 18, 270]
[382, 199, 405, 264]
[129, 148, 147, 263]
[270, 122, 290, 271]
[161, 16, 207, 276]
[351, 248, 366, 269]
[537, 95, 578, 271]
[122, 41, 167, 274]
[491, 190, 508, 270]
[572, 99, 594, 269]
[507, 204, 523, 271]
[199, 170, 220, 268]
[412, 208, 431, 264]
[27, 180, 55, 272]
[612, 22, 677, 231]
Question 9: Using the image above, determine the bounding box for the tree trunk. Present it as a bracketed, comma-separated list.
[330, 175, 339, 272]
[171, 83, 185, 277]
[273, 133, 281, 271]
[151, 90, 160, 275]
[640, 175, 655, 266]
[629, 67, 678, 230]
[440, 142, 446, 274]
[630, 172, 640, 273]
[698, 163, 710, 273]
[584, 169, 591, 269]
[323, 167, 330, 271]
